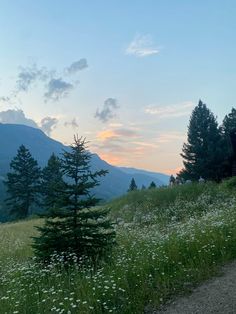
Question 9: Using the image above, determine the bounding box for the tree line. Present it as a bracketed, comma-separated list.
[175, 100, 236, 182]
[127, 178, 157, 192]
[4, 136, 115, 264]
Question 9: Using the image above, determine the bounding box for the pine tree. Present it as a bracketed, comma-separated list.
[222, 108, 236, 134]
[5, 145, 41, 219]
[33, 136, 116, 265]
[169, 175, 176, 186]
[41, 153, 66, 213]
[128, 178, 138, 192]
[221, 108, 236, 177]
[180, 100, 224, 181]
[149, 181, 156, 189]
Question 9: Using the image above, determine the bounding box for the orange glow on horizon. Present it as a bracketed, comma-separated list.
[99, 153, 125, 165]
[164, 166, 183, 176]
[96, 130, 117, 141]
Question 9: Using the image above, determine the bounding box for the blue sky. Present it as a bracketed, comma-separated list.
[0, 0, 235, 174]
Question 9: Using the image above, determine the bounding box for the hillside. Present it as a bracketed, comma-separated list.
[119, 166, 169, 186]
[1, 181, 236, 313]
[0, 123, 169, 220]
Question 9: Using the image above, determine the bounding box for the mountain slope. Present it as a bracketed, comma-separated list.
[0, 123, 169, 219]
[119, 167, 169, 186]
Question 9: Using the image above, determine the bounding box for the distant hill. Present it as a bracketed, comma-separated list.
[119, 167, 169, 186]
[0, 123, 169, 220]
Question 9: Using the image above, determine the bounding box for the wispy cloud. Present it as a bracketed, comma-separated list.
[92, 141, 146, 165]
[96, 128, 138, 141]
[156, 131, 186, 143]
[16, 64, 52, 92]
[1, 59, 87, 103]
[65, 59, 88, 75]
[64, 118, 79, 129]
[108, 122, 123, 128]
[0, 96, 11, 103]
[92, 127, 147, 165]
[95, 98, 119, 123]
[145, 101, 194, 118]
[44, 78, 74, 102]
[126, 34, 160, 57]
[40, 117, 58, 136]
[131, 141, 159, 149]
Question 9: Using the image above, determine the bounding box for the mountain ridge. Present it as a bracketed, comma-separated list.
[0, 123, 169, 220]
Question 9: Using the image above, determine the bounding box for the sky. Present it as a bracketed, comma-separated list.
[0, 0, 235, 175]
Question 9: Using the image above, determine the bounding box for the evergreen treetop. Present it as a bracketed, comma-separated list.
[5, 145, 41, 218]
[169, 175, 176, 186]
[149, 181, 156, 189]
[41, 153, 66, 213]
[222, 108, 236, 135]
[180, 100, 224, 181]
[220, 107, 236, 177]
[128, 178, 138, 192]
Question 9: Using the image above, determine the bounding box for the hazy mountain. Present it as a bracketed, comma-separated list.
[0, 123, 169, 220]
[119, 167, 169, 186]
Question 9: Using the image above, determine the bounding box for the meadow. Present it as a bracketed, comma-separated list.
[1, 180, 236, 313]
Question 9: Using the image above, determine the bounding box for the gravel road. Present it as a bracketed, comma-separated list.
[154, 261, 236, 314]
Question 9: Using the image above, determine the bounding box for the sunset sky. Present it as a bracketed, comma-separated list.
[0, 1, 235, 174]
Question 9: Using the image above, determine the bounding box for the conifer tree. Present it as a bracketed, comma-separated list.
[221, 108, 236, 177]
[180, 100, 224, 181]
[41, 153, 65, 213]
[128, 178, 138, 192]
[33, 136, 116, 265]
[149, 181, 156, 189]
[222, 108, 236, 134]
[169, 175, 176, 186]
[5, 145, 41, 219]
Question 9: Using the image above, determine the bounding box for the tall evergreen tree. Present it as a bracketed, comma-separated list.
[169, 175, 176, 186]
[128, 178, 138, 192]
[222, 108, 236, 134]
[41, 153, 66, 213]
[180, 100, 224, 181]
[220, 108, 236, 177]
[149, 181, 156, 189]
[33, 136, 116, 265]
[5, 145, 41, 219]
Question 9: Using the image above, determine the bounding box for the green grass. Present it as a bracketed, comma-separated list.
[0, 218, 42, 262]
[107, 182, 219, 223]
[1, 181, 236, 313]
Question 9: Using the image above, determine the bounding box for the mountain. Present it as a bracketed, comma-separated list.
[0, 123, 169, 220]
[119, 167, 170, 186]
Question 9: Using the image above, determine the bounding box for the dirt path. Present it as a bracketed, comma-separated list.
[154, 261, 236, 314]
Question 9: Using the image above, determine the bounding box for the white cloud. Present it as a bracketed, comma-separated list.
[0, 108, 58, 136]
[0, 109, 38, 128]
[145, 101, 194, 118]
[126, 34, 160, 57]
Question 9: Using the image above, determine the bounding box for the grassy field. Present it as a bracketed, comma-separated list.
[1, 181, 236, 313]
